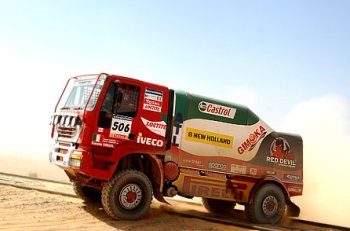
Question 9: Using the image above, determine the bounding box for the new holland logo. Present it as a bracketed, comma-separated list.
[198, 101, 236, 119]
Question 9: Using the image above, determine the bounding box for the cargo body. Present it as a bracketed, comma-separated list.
[49, 73, 303, 223]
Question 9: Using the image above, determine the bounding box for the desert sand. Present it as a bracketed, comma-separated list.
[1, 155, 347, 231]
[0, 184, 250, 231]
[0, 156, 249, 231]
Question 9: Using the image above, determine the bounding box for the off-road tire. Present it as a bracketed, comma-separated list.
[202, 198, 236, 214]
[245, 183, 286, 224]
[102, 169, 153, 220]
[73, 182, 101, 203]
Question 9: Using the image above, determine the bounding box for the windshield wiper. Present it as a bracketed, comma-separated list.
[60, 106, 84, 110]
[71, 106, 84, 110]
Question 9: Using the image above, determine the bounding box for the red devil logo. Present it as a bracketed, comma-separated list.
[270, 137, 294, 159]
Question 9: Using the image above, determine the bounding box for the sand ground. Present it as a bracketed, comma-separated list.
[0, 155, 247, 231]
[1, 155, 347, 230]
[0, 184, 249, 231]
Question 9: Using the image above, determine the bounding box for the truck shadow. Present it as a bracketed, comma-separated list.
[80, 200, 248, 230]
[80, 201, 193, 230]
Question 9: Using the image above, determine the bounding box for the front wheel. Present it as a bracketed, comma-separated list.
[245, 184, 286, 224]
[102, 170, 153, 220]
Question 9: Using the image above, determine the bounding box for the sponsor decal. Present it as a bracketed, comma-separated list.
[143, 88, 163, 112]
[183, 159, 202, 166]
[284, 174, 301, 181]
[172, 123, 183, 147]
[92, 141, 114, 148]
[266, 137, 296, 168]
[98, 127, 104, 133]
[231, 164, 247, 174]
[237, 126, 267, 155]
[270, 137, 294, 159]
[102, 138, 117, 144]
[288, 186, 302, 193]
[185, 128, 234, 148]
[208, 162, 227, 171]
[183, 176, 246, 201]
[137, 135, 164, 147]
[249, 168, 258, 176]
[92, 134, 116, 148]
[172, 112, 183, 147]
[198, 101, 236, 119]
[141, 117, 167, 137]
[92, 134, 102, 142]
[110, 115, 132, 139]
[266, 170, 276, 175]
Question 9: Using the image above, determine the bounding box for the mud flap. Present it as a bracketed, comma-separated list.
[153, 190, 170, 204]
[287, 201, 300, 217]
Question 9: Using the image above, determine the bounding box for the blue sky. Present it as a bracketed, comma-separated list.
[0, 0, 349, 144]
[1, 0, 349, 126]
[0, 1, 350, 225]
[0, 0, 349, 152]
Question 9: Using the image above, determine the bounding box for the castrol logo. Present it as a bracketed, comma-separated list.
[198, 101, 236, 119]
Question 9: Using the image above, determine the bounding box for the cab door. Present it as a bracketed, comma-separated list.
[93, 80, 141, 147]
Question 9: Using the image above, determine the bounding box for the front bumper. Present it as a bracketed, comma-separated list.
[49, 143, 82, 169]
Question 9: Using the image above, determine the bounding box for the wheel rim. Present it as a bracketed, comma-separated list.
[262, 195, 278, 217]
[119, 183, 142, 210]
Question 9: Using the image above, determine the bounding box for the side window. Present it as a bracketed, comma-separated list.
[115, 84, 140, 117]
[98, 82, 140, 128]
[98, 83, 116, 128]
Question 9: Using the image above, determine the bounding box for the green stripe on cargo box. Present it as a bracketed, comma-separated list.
[174, 91, 259, 125]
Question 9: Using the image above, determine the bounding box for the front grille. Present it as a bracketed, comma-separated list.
[52, 113, 81, 142]
[57, 126, 77, 140]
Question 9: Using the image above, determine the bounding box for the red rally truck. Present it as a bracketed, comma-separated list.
[49, 73, 303, 224]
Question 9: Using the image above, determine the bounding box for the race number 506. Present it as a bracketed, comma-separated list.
[110, 116, 132, 139]
[112, 121, 130, 133]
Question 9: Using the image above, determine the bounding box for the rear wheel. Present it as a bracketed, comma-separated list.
[202, 198, 236, 214]
[102, 170, 153, 220]
[245, 183, 286, 224]
[73, 182, 101, 203]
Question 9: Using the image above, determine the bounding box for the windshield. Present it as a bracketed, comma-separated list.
[57, 75, 107, 111]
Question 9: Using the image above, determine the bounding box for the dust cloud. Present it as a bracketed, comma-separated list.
[280, 94, 350, 227]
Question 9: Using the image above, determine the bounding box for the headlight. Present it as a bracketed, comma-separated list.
[69, 151, 82, 168]
[69, 158, 82, 168]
